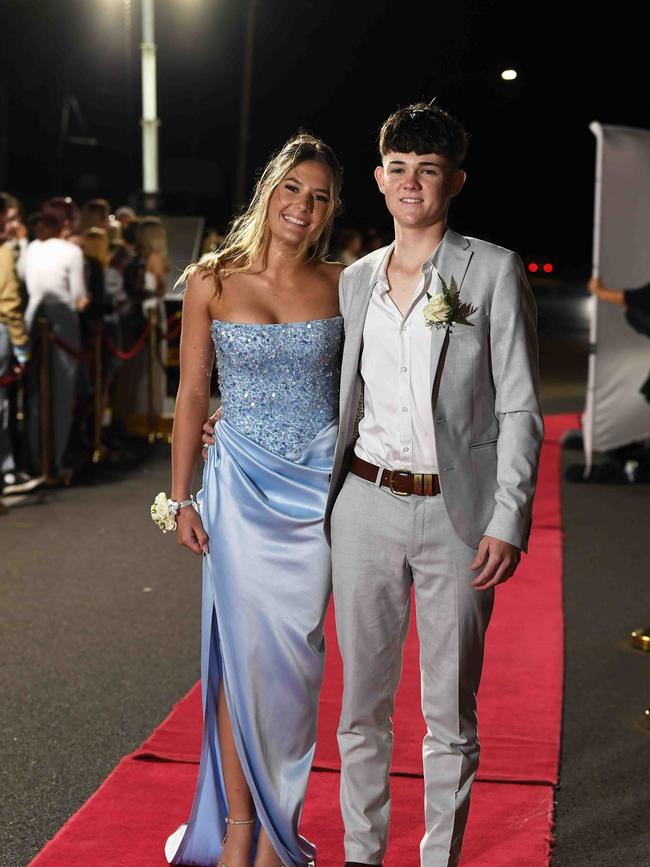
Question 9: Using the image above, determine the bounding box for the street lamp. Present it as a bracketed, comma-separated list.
[235, 0, 257, 208]
[140, 0, 159, 210]
[117, 0, 255, 211]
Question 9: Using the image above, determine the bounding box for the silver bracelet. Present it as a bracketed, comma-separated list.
[167, 494, 196, 516]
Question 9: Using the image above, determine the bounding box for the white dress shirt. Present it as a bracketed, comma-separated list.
[23, 238, 87, 328]
[355, 243, 441, 473]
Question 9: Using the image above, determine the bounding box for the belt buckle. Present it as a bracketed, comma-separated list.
[389, 470, 411, 497]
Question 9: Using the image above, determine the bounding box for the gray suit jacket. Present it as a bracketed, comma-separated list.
[324, 228, 544, 553]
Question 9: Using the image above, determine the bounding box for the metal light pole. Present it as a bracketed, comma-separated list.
[140, 0, 159, 210]
[235, 0, 257, 208]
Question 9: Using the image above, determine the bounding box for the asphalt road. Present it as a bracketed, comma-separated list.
[1, 446, 203, 866]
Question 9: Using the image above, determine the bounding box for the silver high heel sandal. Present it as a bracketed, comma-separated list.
[216, 816, 257, 867]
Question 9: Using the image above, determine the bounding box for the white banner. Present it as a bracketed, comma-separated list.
[584, 123, 650, 468]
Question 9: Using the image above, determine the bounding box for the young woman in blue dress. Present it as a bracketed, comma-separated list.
[164, 135, 344, 867]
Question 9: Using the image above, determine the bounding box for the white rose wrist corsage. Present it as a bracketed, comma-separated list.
[150, 492, 196, 533]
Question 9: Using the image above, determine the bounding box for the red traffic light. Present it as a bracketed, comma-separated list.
[528, 262, 539, 273]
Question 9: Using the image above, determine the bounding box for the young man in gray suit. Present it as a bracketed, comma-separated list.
[201, 102, 542, 867]
[325, 103, 543, 867]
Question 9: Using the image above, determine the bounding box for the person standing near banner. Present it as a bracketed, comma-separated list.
[589, 276, 650, 402]
[588, 275, 650, 326]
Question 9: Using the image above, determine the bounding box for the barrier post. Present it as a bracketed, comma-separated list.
[147, 304, 158, 443]
[37, 317, 52, 480]
[92, 331, 103, 463]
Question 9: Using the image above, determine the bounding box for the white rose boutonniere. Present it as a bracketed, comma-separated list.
[150, 492, 177, 533]
[423, 292, 452, 325]
[423, 274, 477, 330]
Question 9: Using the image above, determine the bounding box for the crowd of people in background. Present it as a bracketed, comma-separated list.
[330, 224, 389, 265]
[0, 192, 389, 502]
[0, 192, 172, 498]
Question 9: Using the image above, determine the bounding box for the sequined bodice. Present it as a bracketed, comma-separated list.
[211, 317, 343, 460]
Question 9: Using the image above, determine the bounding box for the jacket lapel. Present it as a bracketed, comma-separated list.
[338, 250, 387, 443]
[429, 229, 473, 386]
[429, 321, 449, 393]
[343, 278, 373, 372]
[432, 227, 473, 295]
[341, 247, 389, 388]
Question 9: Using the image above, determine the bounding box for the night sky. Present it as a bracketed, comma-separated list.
[1, 0, 647, 273]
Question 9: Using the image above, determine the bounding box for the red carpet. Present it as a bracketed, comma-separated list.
[31, 414, 574, 866]
[136, 528, 562, 783]
[31, 761, 553, 867]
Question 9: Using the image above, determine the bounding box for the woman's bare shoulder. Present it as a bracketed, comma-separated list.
[184, 267, 219, 303]
[317, 260, 345, 282]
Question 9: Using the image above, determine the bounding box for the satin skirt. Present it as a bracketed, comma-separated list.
[165, 418, 336, 867]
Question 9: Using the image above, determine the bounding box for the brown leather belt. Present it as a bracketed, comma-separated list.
[350, 455, 441, 497]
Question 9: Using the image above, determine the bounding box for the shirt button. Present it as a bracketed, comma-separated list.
[401, 407, 408, 412]
[403, 447, 410, 452]
[401, 366, 408, 373]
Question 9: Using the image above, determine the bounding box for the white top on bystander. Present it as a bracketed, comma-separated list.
[23, 238, 87, 328]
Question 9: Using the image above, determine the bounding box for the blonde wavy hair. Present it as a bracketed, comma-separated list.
[178, 133, 343, 291]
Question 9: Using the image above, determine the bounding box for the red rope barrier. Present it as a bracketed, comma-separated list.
[165, 320, 182, 341]
[103, 322, 151, 361]
[166, 311, 182, 329]
[5, 313, 177, 379]
[48, 333, 93, 363]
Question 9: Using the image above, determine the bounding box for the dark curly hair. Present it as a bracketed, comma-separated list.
[379, 102, 469, 170]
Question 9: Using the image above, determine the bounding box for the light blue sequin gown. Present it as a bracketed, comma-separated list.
[165, 316, 343, 867]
